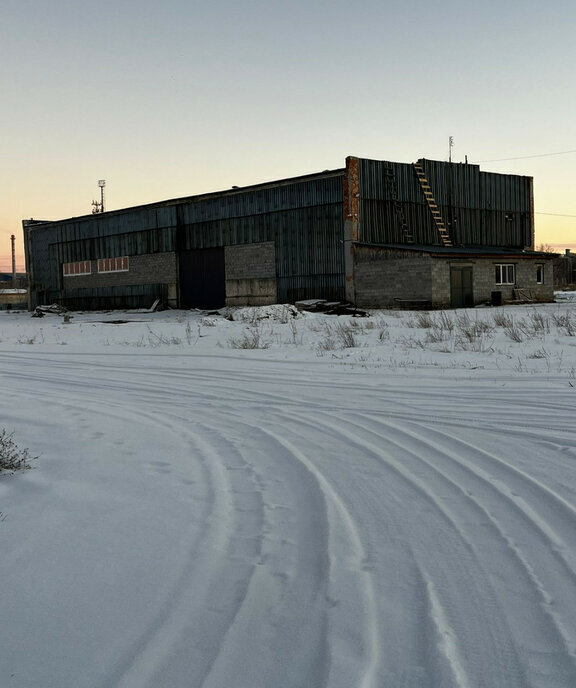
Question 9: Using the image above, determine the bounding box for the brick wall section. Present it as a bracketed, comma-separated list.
[472, 258, 554, 303]
[62, 252, 177, 289]
[430, 260, 452, 306]
[224, 242, 276, 280]
[354, 247, 433, 307]
[225, 242, 277, 306]
[432, 257, 555, 306]
[354, 247, 555, 308]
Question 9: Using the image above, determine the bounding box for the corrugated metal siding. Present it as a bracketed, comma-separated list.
[180, 205, 342, 268]
[481, 170, 531, 212]
[361, 200, 440, 245]
[418, 159, 483, 207]
[178, 177, 342, 225]
[54, 207, 171, 243]
[177, 180, 346, 300]
[26, 172, 346, 307]
[55, 227, 177, 263]
[359, 159, 422, 203]
[358, 158, 533, 248]
[52, 284, 169, 311]
[277, 274, 344, 303]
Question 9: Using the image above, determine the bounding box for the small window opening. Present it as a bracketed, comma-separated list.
[495, 264, 515, 285]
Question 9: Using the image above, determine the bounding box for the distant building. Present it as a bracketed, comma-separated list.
[0, 272, 27, 287]
[0, 288, 27, 310]
[553, 249, 576, 289]
[23, 156, 555, 310]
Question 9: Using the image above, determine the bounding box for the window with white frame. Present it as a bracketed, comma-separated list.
[97, 256, 129, 273]
[63, 260, 91, 276]
[536, 263, 544, 284]
[495, 263, 515, 285]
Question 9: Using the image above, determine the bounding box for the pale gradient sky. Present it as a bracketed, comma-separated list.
[2, 0, 575, 271]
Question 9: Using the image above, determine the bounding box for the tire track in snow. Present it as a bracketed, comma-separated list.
[4, 350, 576, 686]
[101, 412, 262, 688]
[417, 571, 472, 688]
[220, 412, 433, 687]
[164, 410, 379, 688]
[188, 416, 333, 688]
[272, 409, 512, 687]
[356, 412, 576, 584]
[297, 408, 576, 686]
[2, 376, 237, 687]
[2, 360, 267, 688]
[276, 407, 576, 687]
[1, 368, 236, 688]
[250, 420, 381, 688]
[68, 396, 331, 688]
[366, 415, 576, 547]
[359, 415, 576, 672]
[362, 409, 576, 683]
[70, 396, 312, 688]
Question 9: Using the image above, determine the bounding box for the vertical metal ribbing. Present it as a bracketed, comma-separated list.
[413, 162, 453, 247]
[383, 164, 413, 243]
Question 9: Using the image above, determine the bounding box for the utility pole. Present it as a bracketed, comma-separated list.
[10, 235, 16, 287]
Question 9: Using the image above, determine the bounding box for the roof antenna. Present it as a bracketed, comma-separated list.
[92, 179, 106, 214]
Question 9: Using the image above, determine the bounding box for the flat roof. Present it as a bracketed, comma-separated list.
[355, 243, 557, 258]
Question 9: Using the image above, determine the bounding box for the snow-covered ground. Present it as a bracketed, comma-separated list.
[2, 302, 576, 688]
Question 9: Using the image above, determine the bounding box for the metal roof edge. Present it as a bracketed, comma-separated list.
[23, 167, 346, 227]
[355, 156, 532, 179]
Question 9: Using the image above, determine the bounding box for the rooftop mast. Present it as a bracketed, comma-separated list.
[91, 179, 106, 213]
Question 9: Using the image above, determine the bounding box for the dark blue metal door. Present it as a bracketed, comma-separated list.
[179, 248, 225, 309]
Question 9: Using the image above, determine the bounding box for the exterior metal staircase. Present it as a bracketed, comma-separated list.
[412, 162, 452, 246]
[384, 165, 414, 243]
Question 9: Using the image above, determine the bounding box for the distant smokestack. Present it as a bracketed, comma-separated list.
[10, 234, 16, 285]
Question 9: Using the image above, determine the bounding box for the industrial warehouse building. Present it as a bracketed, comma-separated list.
[23, 156, 555, 311]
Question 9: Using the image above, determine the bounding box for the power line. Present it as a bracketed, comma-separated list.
[536, 212, 576, 218]
[472, 149, 576, 163]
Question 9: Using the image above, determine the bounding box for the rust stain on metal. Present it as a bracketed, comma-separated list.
[344, 156, 360, 237]
[344, 157, 360, 211]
